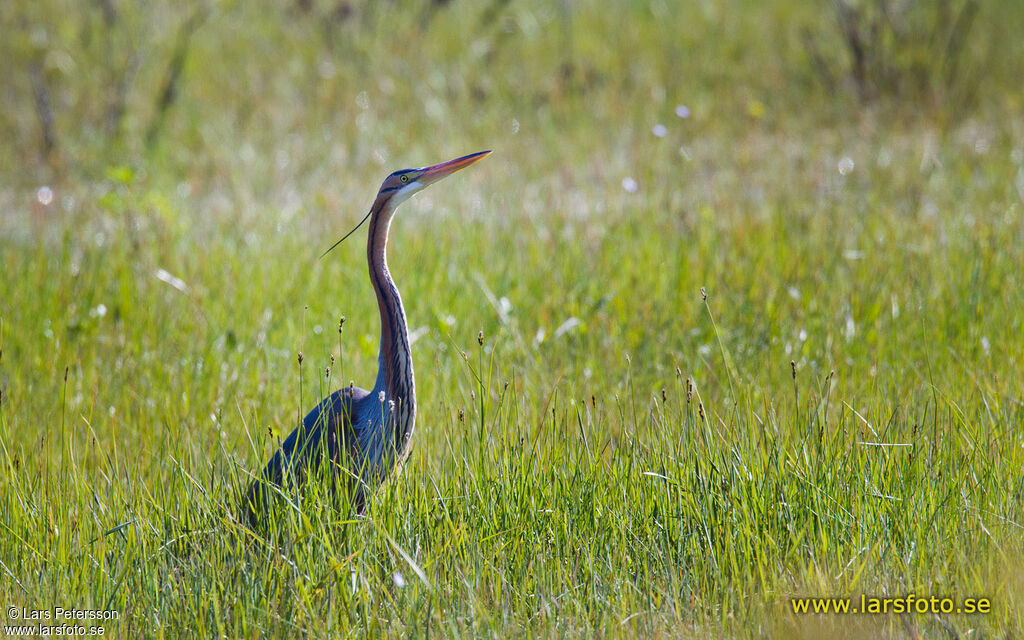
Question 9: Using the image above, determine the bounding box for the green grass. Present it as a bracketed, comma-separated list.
[2, 1, 1024, 637]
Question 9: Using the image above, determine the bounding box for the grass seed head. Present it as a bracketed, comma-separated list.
[478, 330, 484, 346]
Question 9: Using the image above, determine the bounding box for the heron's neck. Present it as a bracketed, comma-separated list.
[367, 201, 416, 430]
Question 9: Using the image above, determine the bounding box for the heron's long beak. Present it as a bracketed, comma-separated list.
[419, 150, 492, 186]
[320, 150, 491, 260]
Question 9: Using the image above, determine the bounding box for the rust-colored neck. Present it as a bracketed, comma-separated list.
[366, 196, 416, 453]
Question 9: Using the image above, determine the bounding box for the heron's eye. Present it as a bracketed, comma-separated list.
[400, 175, 409, 183]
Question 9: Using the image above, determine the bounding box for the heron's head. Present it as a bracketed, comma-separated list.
[378, 150, 491, 207]
[321, 150, 491, 258]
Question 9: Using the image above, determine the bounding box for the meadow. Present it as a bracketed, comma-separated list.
[2, 1, 1024, 637]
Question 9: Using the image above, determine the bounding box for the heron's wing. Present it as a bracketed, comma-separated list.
[244, 386, 367, 521]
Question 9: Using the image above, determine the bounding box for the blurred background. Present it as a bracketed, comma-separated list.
[4, 0, 1022, 184]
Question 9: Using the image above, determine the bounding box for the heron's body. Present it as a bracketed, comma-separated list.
[244, 150, 489, 522]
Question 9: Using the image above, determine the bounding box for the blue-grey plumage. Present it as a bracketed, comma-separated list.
[244, 150, 491, 525]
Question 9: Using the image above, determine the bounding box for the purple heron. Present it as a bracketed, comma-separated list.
[245, 150, 491, 523]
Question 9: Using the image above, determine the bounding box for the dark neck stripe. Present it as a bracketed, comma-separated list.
[366, 197, 416, 448]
